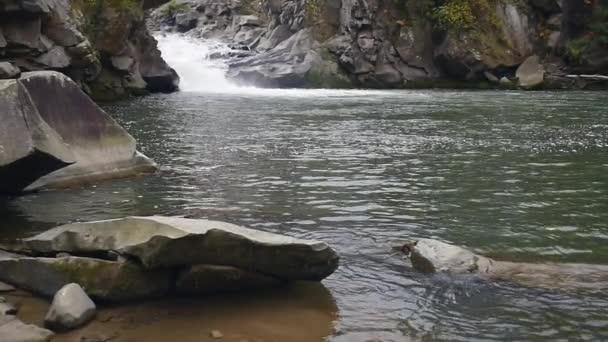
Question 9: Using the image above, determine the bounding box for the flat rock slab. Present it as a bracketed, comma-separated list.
[176, 264, 284, 295]
[0, 251, 171, 302]
[0, 315, 54, 342]
[21, 216, 340, 281]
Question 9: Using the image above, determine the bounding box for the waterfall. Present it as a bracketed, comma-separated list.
[155, 33, 240, 92]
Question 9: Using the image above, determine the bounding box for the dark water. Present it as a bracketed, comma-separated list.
[3, 89, 608, 341]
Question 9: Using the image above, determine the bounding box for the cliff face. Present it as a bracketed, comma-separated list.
[0, 0, 179, 100]
[150, 0, 608, 89]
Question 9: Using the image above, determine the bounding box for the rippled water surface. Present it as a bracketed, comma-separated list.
[3, 89, 608, 341]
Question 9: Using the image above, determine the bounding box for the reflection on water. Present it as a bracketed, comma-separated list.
[3, 89, 608, 340]
[12, 282, 337, 342]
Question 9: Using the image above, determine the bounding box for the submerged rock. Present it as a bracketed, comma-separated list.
[0, 71, 157, 194]
[0, 250, 171, 302]
[176, 264, 284, 295]
[45, 283, 96, 331]
[404, 238, 608, 292]
[22, 216, 339, 281]
[0, 315, 54, 342]
[408, 238, 494, 274]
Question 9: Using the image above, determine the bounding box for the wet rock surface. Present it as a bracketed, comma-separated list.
[0, 71, 157, 194]
[406, 238, 608, 292]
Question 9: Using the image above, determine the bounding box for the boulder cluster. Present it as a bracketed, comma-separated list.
[0, 0, 179, 100]
[149, 0, 608, 89]
[0, 216, 340, 340]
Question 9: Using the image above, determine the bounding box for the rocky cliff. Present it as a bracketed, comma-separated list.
[149, 0, 608, 89]
[0, 0, 179, 100]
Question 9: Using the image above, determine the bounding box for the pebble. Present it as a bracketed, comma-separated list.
[210, 330, 224, 339]
[0, 281, 15, 292]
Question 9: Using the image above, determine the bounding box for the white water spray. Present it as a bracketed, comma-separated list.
[155, 33, 240, 92]
[155, 32, 429, 98]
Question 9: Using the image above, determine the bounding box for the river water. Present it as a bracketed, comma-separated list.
[3, 35, 608, 341]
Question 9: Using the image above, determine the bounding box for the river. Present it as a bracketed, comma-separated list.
[2, 34, 608, 341]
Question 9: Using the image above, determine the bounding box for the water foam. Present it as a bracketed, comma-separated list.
[155, 32, 429, 98]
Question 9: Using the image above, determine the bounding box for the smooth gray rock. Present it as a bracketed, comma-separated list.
[0, 281, 15, 292]
[0, 316, 54, 342]
[0, 75, 74, 194]
[176, 264, 284, 295]
[0, 250, 171, 302]
[408, 238, 495, 274]
[14, 71, 157, 191]
[21, 216, 340, 281]
[0, 301, 17, 315]
[0, 62, 20, 79]
[405, 238, 608, 292]
[516, 55, 545, 89]
[499, 76, 513, 86]
[111, 55, 135, 71]
[45, 283, 96, 331]
[235, 15, 262, 27]
[35, 45, 71, 68]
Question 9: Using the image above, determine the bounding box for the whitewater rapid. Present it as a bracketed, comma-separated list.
[154, 32, 428, 98]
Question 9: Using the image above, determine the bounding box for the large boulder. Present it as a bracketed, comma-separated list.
[0, 71, 157, 193]
[21, 216, 340, 281]
[0, 251, 171, 302]
[0, 0, 178, 101]
[0, 75, 74, 194]
[0, 315, 54, 342]
[516, 55, 545, 89]
[44, 283, 96, 331]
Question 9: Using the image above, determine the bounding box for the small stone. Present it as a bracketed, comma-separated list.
[210, 330, 224, 339]
[0, 301, 17, 315]
[0, 282, 15, 292]
[56, 252, 71, 258]
[45, 283, 96, 331]
[0, 62, 20, 79]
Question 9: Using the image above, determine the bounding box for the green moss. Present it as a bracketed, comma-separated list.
[304, 0, 337, 42]
[432, 0, 475, 31]
[160, 0, 188, 17]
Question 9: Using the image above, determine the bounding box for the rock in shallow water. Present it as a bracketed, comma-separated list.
[45, 283, 96, 331]
[0, 216, 339, 301]
[0, 71, 157, 194]
[406, 238, 608, 292]
[22, 216, 340, 281]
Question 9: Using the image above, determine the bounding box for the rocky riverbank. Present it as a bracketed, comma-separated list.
[0, 0, 179, 100]
[0, 216, 340, 341]
[148, 0, 608, 90]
